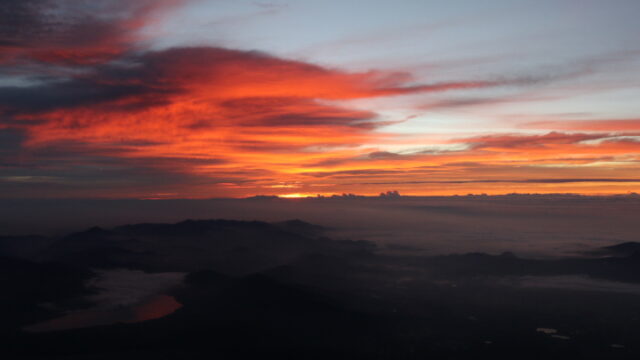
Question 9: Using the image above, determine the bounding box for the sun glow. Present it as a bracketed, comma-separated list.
[278, 193, 310, 198]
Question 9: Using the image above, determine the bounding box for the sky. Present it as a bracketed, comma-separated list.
[1, 0, 640, 199]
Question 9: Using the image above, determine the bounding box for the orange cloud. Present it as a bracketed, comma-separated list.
[287, 131, 640, 195]
[4, 46, 510, 186]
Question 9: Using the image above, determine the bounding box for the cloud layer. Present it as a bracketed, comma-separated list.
[1, 0, 640, 198]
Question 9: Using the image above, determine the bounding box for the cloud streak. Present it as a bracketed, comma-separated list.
[523, 119, 640, 132]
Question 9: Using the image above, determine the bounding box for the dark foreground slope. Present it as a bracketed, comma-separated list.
[2, 220, 640, 359]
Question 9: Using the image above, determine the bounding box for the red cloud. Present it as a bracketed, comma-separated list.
[4, 46, 495, 195]
[7, 46, 506, 152]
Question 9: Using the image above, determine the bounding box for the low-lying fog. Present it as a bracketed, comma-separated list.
[2, 195, 639, 257]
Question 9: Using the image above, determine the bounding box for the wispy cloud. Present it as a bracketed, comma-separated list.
[523, 119, 640, 132]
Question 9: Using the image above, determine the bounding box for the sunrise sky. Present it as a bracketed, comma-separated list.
[1, 0, 640, 198]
